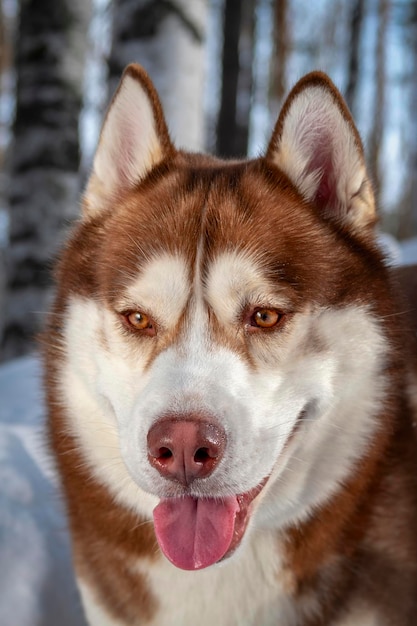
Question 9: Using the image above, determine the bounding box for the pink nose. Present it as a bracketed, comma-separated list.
[147, 418, 226, 486]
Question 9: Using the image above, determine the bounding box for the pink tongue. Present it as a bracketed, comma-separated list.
[153, 496, 239, 570]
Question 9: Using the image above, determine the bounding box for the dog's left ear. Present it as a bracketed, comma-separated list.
[84, 64, 175, 216]
[266, 72, 376, 230]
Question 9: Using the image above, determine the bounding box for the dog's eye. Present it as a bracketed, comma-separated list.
[127, 312, 151, 329]
[123, 311, 155, 335]
[251, 308, 283, 329]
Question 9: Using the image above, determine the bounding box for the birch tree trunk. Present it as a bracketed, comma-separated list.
[345, 0, 365, 115]
[368, 0, 389, 206]
[108, 0, 208, 152]
[0, 0, 11, 346]
[270, 0, 288, 111]
[408, 5, 417, 236]
[215, 0, 242, 157]
[215, 0, 255, 157]
[397, 0, 417, 239]
[2, 0, 91, 360]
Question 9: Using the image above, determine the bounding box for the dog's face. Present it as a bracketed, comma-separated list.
[55, 66, 389, 571]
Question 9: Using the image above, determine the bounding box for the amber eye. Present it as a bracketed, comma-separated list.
[251, 308, 282, 329]
[125, 311, 153, 331]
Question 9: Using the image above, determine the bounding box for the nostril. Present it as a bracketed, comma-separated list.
[158, 447, 173, 460]
[194, 447, 211, 463]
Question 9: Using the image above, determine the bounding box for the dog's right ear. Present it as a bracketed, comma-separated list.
[83, 64, 175, 216]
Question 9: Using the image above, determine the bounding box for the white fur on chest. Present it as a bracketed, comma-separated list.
[78, 538, 383, 626]
[78, 531, 300, 626]
[138, 531, 297, 626]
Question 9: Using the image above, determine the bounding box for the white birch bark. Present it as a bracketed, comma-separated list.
[108, 0, 208, 151]
[3, 0, 92, 359]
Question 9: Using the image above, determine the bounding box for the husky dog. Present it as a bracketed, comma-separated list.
[44, 65, 417, 625]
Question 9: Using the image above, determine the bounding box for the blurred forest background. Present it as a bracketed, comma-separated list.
[0, 0, 417, 362]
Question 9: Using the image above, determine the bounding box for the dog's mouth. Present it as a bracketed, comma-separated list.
[153, 479, 267, 570]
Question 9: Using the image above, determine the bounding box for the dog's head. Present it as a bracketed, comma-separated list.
[54, 65, 391, 570]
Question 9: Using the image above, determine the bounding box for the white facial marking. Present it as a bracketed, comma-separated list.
[253, 305, 386, 530]
[60, 297, 158, 518]
[61, 248, 388, 551]
[205, 250, 290, 326]
[122, 253, 191, 328]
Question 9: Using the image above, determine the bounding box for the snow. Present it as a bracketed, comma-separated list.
[0, 355, 86, 626]
[0, 237, 415, 625]
[378, 233, 417, 267]
[399, 236, 417, 267]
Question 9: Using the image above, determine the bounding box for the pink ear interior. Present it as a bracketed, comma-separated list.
[114, 120, 141, 190]
[266, 72, 375, 227]
[306, 134, 340, 217]
[87, 64, 174, 213]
